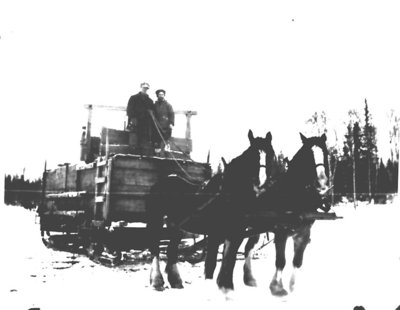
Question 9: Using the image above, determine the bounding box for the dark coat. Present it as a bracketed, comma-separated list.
[126, 92, 154, 145]
[154, 99, 174, 129]
[127, 92, 154, 121]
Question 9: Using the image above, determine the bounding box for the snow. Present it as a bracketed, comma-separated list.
[1, 201, 400, 310]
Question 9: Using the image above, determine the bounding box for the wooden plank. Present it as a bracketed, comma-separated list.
[112, 168, 159, 186]
[76, 162, 95, 170]
[95, 196, 105, 203]
[162, 151, 191, 160]
[113, 156, 158, 170]
[95, 177, 107, 184]
[48, 210, 86, 217]
[100, 144, 133, 156]
[97, 160, 108, 167]
[169, 137, 192, 153]
[84, 104, 196, 115]
[101, 127, 129, 145]
[45, 167, 67, 192]
[78, 168, 96, 193]
[66, 164, 77, 191]
[43, 195, 93, 212]
[109, 184, 152, 196]
[47, 191, 87, 198]
[109, 211, 147, 223]
[112, 198, 147, 214]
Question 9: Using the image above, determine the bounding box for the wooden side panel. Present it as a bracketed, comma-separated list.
[160, 160, 211, 181]
[112, 168, 159, 186]
[113, 156, 158, 170]
[170, 137, 192, 153]
[66, 164, 77, 191]
[108, 156, 211, 221]
[101, 128, 129, 145]
[111, 199, 147, 222]
[110, 184, 152, 196]
[100, 144, 133, 156]
[78, 167, 96, 194]
[44, 196, 93, 212]
[45, 167, 66, 192]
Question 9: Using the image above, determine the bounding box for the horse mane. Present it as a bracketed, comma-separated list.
[225, 145, 259, 173]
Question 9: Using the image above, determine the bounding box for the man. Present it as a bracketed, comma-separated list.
[153, 89, 174, 153]
[126, 82, 154, 154]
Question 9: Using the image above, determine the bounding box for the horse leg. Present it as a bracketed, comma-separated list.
[243, 235, 260, 287]
[147, 201, 165, 291]
[216, 235, 243, 292]
[165, 226, 184, 289]
[270, 230, 288, 296]
[289, 224, 312, 292]
[204, 233, 223, 280]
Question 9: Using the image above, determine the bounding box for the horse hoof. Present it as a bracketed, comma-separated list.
[150, 274, 165, 291]
[151, 284, 165, 291]
[220, 288, 235, 300]
[166, 264, 184, 289]
[170, 282, 184, 289]
[244, 277, 257, 287]
[269, 280, 288, 297]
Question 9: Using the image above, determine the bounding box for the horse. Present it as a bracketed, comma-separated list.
[215, 133, 330, 295]
[146, 130, 273, 291]
[204, 133, 278, 288]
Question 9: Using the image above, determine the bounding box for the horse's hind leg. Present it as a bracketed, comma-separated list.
[243, 235, 260, 287]
[270, 230, 288, 297]
[165, 226, 184, 289]
[289, 224, 312, 292]
[204, 233, 223, 280]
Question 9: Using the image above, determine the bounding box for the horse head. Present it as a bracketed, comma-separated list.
[297, 133, 330, 197]
[248, 130, 275, 187]
[222, 130, 275, 197]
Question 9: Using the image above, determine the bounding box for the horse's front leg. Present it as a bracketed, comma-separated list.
[289, 224, 312, 292]
[204, 233, 223, 280]
[147, 202, 165, 291]
[216, 235, 243, 292]
[270, 229, 288, 296]
[148, 229, 165, 290]
[165, 225, 184, 289]
[243, 234, 260, 287]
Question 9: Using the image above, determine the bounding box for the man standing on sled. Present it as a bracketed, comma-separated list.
[126, 82, 154, 155]
[152, 89, 174, 155]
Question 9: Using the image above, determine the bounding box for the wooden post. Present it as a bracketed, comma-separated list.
[183, 111, 197, 140]
[105, 128, 110, 160]
[39, 161, 47, 215]
[86, 105, 93, 162]
[65, 163, 69, 191]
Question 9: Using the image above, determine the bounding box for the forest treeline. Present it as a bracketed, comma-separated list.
[4, 99, 399, 208]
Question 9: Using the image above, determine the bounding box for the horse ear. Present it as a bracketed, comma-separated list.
[248, 130, 255, 143]
[221, 157, 227, 169]
[266, 132, 272, 142]
[300, 132, 307, 144]
[321, 133, 327, 142]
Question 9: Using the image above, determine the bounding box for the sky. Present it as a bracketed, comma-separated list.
[1, 0, 399, 179]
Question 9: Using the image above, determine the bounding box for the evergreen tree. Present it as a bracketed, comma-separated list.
[363, 99, 378, 201]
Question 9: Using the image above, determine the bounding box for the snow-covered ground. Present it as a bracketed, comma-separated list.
[1, 200, 400, 310]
